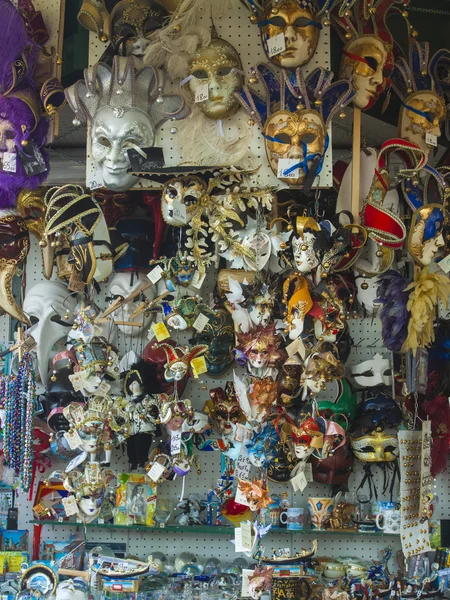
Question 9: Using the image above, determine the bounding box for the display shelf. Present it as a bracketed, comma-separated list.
[29, 521, 398, 536]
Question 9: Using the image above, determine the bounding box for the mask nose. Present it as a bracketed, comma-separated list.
[107, 140, 128, 167]
[208, 74, 220, 96]
[435, 232, 445, 248]
[286, 145, 303, 159]
[284, 25, 296, 45]
[133, 37, 148, 56]
[370, 67, 383, 85]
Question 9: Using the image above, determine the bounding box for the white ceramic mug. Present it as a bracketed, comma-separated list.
[375, 509, 400, 534]
[279, 507, 304, 531]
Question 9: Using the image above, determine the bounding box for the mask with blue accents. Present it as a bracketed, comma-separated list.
[236, 65, 354, 190]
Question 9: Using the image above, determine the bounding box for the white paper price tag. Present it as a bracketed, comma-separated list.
[171, 429, 182, 455]
[195, 83, 209, 103]
[235, 487, 250, 507]
[234, 527, 245, 552]
[438, 254, 450, 273]
[277, 158, 299, 179]
[426, 132, 438, 147]
[241, 521, 253, 550]
[148, 462, 165, 482]
[64, 430, 83, 450]
[235, 448, 252, 480]
[304, 462, 313, 482]
[291, 470, 308, 492]
[191, 271, 206, 289]
[2, 152, 16, 173]
[62, 495, 79, 516]
[94, 381, 111, 397]
[193, 313, 210, 332]
[147, 265, 163, 284]
[170, 200, 187, 224]
[241, 570, 255, 598]
[266, 32, 285, 57]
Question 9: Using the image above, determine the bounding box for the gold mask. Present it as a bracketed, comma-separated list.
[399, 91, 446, 154]
[260, 0, 320, 69]
[350, 431, 398, 462]
[111, 0, 167, 58]
[264, 109, 326, 187]
[161, 176, 207, 226]
[188, 37, 244, 120]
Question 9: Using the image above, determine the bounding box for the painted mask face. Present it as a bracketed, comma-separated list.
[400, 91, 445, 153]
[311, 445, 353, 485]
[79, 423, 102, 454]
[291, 230, 319, 273]
[111, 0, 167, 59]
[108, 272, 156, 336]
[260, 0, 320, 69]
[340, 35, 391, 110]
[0, 119, 15, 154]
[192, 309, 235, 376]
[248, 290, 275, 327]
[161, 176, 206, 226]
[188, 37, 244, 120]
[264, 110, 326, 186]
[79, 490, 103, 519]
[210, 384, 244, 436]
[142, 340, 188, 395]
[91, 106, 155, 192]
[247, 341, 270, 370]
[351, 353, 392, 388]
[350, 430, 398, 462]
[408, 205, 446, 267]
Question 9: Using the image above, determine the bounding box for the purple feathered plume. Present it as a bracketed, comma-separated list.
[376, 270, 410, 352]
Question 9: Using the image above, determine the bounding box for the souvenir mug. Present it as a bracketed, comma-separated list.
[280, 507, 304, 531]
[375, 509, 400, 534]
[308, 498, 333, 530]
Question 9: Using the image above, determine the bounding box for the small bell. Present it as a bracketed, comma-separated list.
[64, 310, 70, 321]
[361, 282, 369, 290]
[100, 33, 108, 42]
[72, 117, 81, 127]
[51, 370, 57, 382]
[39, 239, 47, 248]
[376, 250, 384, 257]
[250, 15, 257, 23]
[249, 76, 257, 84]
[323, 18, 330, 26]
[247, 118, 255, 126]
[345, 32, 352, 40]
[339, 111, 346, 120]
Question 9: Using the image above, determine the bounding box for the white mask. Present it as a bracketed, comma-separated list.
[351, 353, 392, 388]
[92, 106, 155, 192]
[354, 273, 380, 316]
[293, 444, 314, 460]
[23, 281, 77, 386]
[292, 232, 319, 273]
[108, 272, 156, 336]
[313, 319, 337, 343]
[79, 495, 102, 522]
[243, 232, 271, 271]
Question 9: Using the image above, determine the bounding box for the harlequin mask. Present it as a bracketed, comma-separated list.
[65, 55, 189, 191]
[236, 66, 353, 189]
[355, 393, 402, 431]
[188, 34, 244, 120]
[311, 443, 353, 485]
[350, 430, 398, 462]
[391, 42, 448, 154]
[110, 0, 168, 59]
[351, 353, 392, 388]
[156, 343, 208, 382]
[142, 339, 188, 395]
[408, 204, 445, 267]
[209, 383, 245, 437]
[192, 309, 235, 376]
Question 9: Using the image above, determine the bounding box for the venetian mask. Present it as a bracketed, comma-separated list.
[278, 356, 303, 406]
[192, 309, 235, 376]
[108, 272, 156, 336]
[161, 176, 207, 226]
[408, 204, 446, 267]
[210, 384, 245, 437]
[93, 190, 133, 227]
[355, 393, 402, 432]
[351, 353, 392, 388]
[292, 231, 320, 272]
[142, 340, 188, 395]
[248, 567, 274, 600]
[23, 281, 77, 386]
[235, 323, 285, 378]
[237, 478, 272, 511]
[311, 444, 353, 486]
[283, 274, 313, 339]
[350, 430, 398, 462]
[399, 91, 445, 153]
[188, 36, 244, 120]
[111, 0, 168, 59]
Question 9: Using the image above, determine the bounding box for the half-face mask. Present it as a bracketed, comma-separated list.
[192, 309, 235, 376]
[208, 383, 245, 437]
[110, 0, 167, 59]
[23, 281, 77, 386]
[236, 65, 353, 189]
[247, 423, 279, 469]
[108, 272, 156, 336]
[158, 296, 214, 331]
[333, 0, 398, 110]
[317, 377, 357, 429]
[350, 430, 398, 462]
[310, 276, 355, 343]
[242, 0, 333, 69]
[311, 443, 353, 486]
[355, 393, 402, 432]
[351, 353, 392, 388]
[235, 323, 285, 379]
[92, 190, 133, 227]
[391, 42, 447, 154]
[188, 34, 244, 120]
[65, 55, 190, 192]
[0, 212, 30, 323]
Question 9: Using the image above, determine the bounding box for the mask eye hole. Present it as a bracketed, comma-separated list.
[117, 25, 136, 39]
[123, 137, 141, 148]
[29, 316, 38, 325]
[217, 66, 232, 77]
[364, 56, 378, 72]
[355, 370, 374, 378]
[302, 133, 317, 145]
[294, 17, 311, 27]
[276, 132, 291, 145]
[360, 445, 375, 453]
[384, 445, 397, 453]
[269, 16, 286, 27]
[98, 136, 111, 148]
[5, 131, 14, 140]
[144, 19, 161, 35]
[166, 186, 178, 200]
[192, 69, 208, 79]
[383, 368, 392, 377]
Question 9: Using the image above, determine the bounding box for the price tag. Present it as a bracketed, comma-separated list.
[277, 158, 299, 179]
[195, 83, 209, 103]
[241, 570, 255, 598]
[94, 381, 111, 397]
[438, 253, 450, 273]
[64, 430, 83, 450]
[170, 200, 187, 224]
[193, 313, 210, 332]
[2, 152, 16, 173]
[151, 322, 171, 342]
[148, 462, 165, 482]
[235, 487, 250, 507]
[426, 132, 438, 147]
[291, 470, 308, 492]
[171, 429, 182, 455]
[304, 462, 313, 482]
[241, 521, 253, 550]
[147, 265, 163, 284]
[234, 423, 253, 443]
[266, 32, 286, 57]
[191, 355, 207, 376]
[62, 495, 79, 516]
[235, 447, 252, 480]
[97, 518, 104, 524]
[191, 271, 206, 289]
[234, 527, 245, 552]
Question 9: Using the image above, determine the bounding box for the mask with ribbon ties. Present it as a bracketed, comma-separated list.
[65, 55, 190, 192]
[236, 65, 354, 190]
[332, 0, 405, 110]
[350, 430, 398, 463]
[242, 0, 336, 69]
[391, 41, 448, 155]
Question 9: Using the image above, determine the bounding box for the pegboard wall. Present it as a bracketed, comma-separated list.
[85, 0, 333, 190]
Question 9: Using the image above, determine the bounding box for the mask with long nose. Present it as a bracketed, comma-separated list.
[108, 272, 156, 336]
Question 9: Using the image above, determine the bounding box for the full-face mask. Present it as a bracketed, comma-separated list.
[350, 430, 398, 462]
[236, 65, 353, 189]
[65, 56, 190, 191]
[142, 339, 188, 395]
[192, 309, 235, 376]
[355, 393, 402, 432]
[235, 323, 285, 379]
[108, 272, 156, 336]
[408, 204, 445, 267]
[242, 0, 334, 69]
[351, 353, 392, 388]
[110, 0, 168, 59]
[63, 462, 115, 523]
[23, 281, 77, 386]
[391, 42, 447, 154]
[188, 34, 244, 120]
[333, 0, 398, 110]
[311, 443, 353, 486]
[208, 383, 245, 437]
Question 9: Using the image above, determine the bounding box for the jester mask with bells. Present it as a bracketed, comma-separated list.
[187, 30, 244, 120]
[65, 55, 190, 192]
[242, 0, 336, 69]
[236, 65, 354, 189]
[391, 41, 448, 155]
[332, 0, 402, 110]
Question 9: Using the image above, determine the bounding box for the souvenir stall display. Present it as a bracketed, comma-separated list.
[2, 0, 450, 600]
